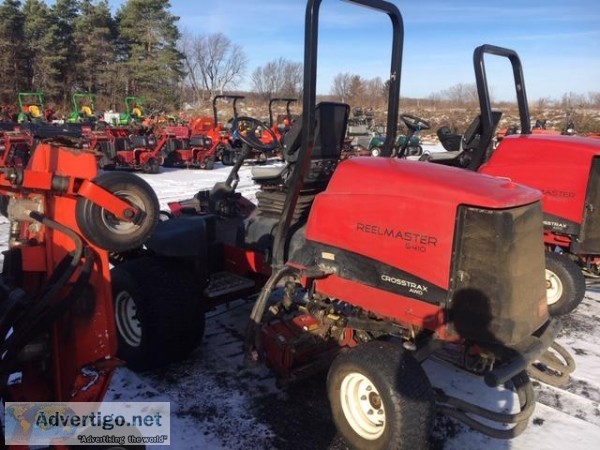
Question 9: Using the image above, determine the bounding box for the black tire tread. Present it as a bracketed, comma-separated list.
[75, 172, 159, 252]
[327, 340, 434, 450]
[110, 256, 205, 371]
[545, 252, 586, 316]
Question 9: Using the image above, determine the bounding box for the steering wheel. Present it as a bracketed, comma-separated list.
[233, 116, 280, 152]
[400, 114, 431, 132]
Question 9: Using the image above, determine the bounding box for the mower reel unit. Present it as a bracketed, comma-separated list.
[0, 137, 158, 408]
[428, 44, 600, 316]
[106, 1, 571, 448]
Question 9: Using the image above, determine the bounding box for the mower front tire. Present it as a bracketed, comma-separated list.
[545, 252, 586, 316]
[111, 257, 205, 372]
[327, 340, 434, 450]
[370, 147, 382, 157]
[76, 172, 159, 252]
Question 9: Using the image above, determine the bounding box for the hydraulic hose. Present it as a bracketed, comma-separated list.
[0, 213, 86, 368]
[244, 265, 298, 362]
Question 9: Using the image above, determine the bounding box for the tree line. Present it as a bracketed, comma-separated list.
[0, 0, 183, 113]
[1, 0, 598, 117]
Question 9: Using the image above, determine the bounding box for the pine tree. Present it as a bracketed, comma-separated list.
[116, 0, 184, 109]
[73, 0, 116, 106]
[23, 0, 56, 96]
[50, 0, 79, 109]
[0, 0, 27, 103]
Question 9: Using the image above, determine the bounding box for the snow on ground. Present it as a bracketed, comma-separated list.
[2, 144, 600, 449]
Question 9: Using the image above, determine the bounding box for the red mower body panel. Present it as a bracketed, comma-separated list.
[301, 158, 545, 337]
[480, 134, 600, 246]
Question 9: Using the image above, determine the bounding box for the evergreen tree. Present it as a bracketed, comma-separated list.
[0, 0, 27, 102]
[23, 0, 57, 97]
[50, 0, 79, 108]
[116, 0, 184, 109]
[73, 0, 116, 103]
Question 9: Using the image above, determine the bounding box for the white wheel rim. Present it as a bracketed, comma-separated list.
[545, 269, 563, 305]
[339, 372, 385, 440]
[371, 148, 380, 157]
[114, 290, 142, 347]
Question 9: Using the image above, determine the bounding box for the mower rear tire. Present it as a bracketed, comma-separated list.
[327, 340, 434, 450]
[545, 252, 586, 316]
[221, 150, 234, 166]
[199, 157, 215, 170]
[111, 257, 205, 372]
[98, 156, 115, 171]
[0, 195, 8, 218]
[76, 172, 159, 252]
[370, 147, 381, 157]
[142, 157, 160, 174]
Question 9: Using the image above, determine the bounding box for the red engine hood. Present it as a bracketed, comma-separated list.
[480, 134, 600, 226]
[305, 158, 541, 290]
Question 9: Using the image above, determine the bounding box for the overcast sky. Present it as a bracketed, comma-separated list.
[115, 0, 600, 101]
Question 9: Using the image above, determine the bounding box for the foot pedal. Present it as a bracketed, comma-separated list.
[204, 272, 255, 298]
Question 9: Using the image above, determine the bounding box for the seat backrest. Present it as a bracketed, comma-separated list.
[281, 102, 349, 191]
[283, 101, 349, 163]
[131, 135, 149, 148]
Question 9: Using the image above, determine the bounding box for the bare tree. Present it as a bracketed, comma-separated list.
[363, 76, 384, 107]
[181, 32, 247, 102]
[439, 83, 479, 107]
[281, 60, 303, 97]
[331, 72, 353, 103]
[251, 58, 302, 100]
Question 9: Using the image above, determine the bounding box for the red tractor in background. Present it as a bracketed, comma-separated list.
[269, 98, 297, 139]
[420, 44, 599, 316]
[160, 125, 217, 170]
[257, 98, 298, 157]
[90, 127, 166, 173]
[0, 130, 34, 169]
[0, 136, 158, 437]
[189, 95, 245, 166]
[108, 1, 570, 448]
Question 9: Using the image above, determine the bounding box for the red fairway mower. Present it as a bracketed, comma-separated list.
[161, 125, 217, 170]
[108, 1, 570, 448]
[423, 44, 599, 316]
[92, 127, 165, 173]
[0, 137, 158, 442]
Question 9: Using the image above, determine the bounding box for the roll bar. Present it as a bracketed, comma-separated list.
[271, 0, 404, 268]
[473, 44, 531, 136]
[212, 95, 245, 124]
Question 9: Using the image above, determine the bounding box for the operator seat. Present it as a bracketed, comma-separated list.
[244, 102, 350, 253]
[251, 102, 350, 217]
[421, 110, 502, 169]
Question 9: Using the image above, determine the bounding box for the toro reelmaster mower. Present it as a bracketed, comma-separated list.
[108, 1, 570, 448]
[0, 136, 158, 419]
[421, 44, 600, 316]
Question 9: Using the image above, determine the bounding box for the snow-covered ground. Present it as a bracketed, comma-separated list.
[2, 145, 599, 449]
